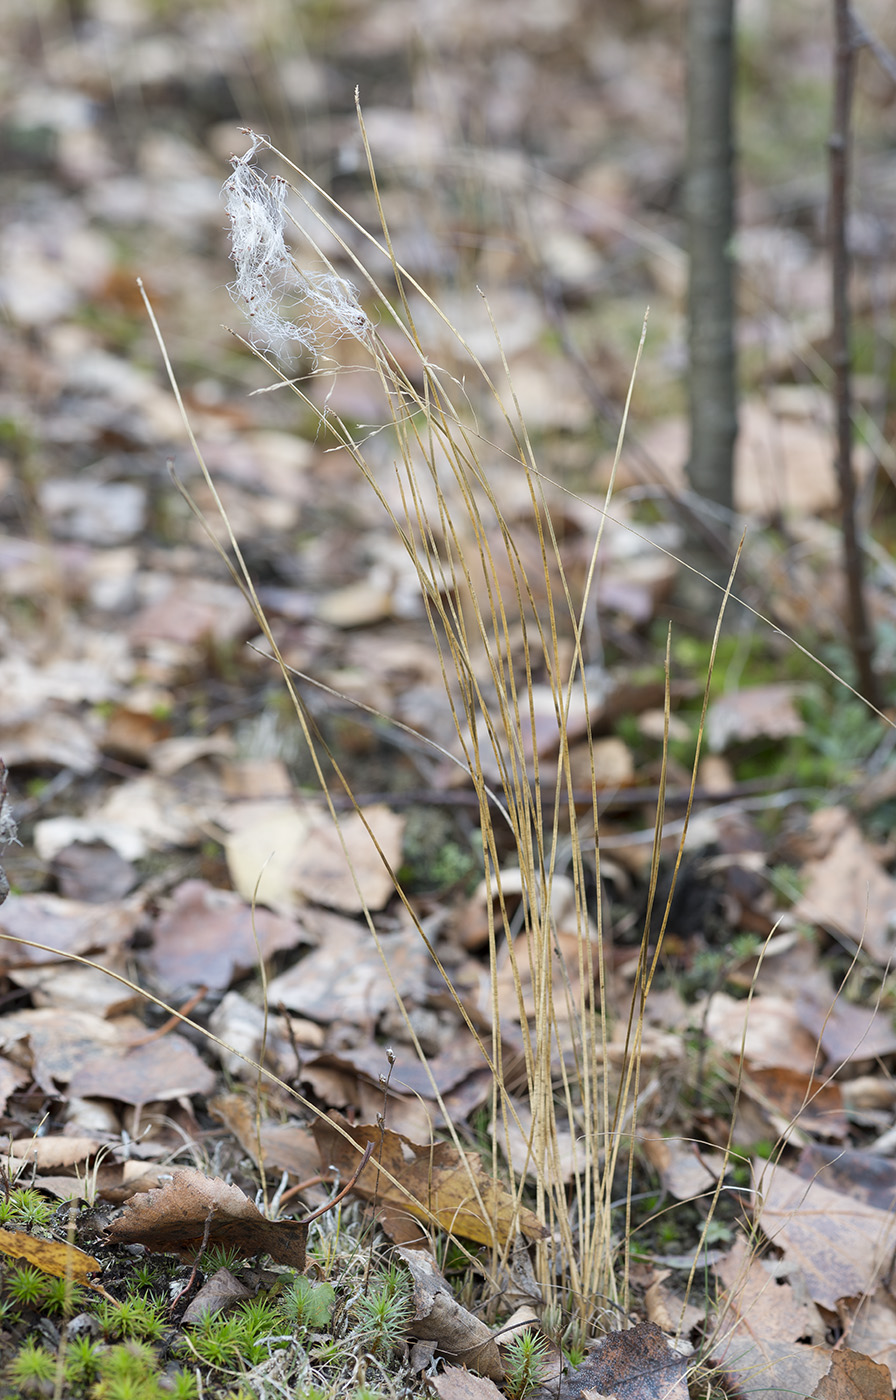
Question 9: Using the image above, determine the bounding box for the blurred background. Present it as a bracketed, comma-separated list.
[1, 0, 896, 841]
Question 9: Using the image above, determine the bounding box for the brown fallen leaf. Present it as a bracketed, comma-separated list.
[706, 683, 805, 750]
[740, 1065, 847, 1140]
[0, 893, 140, 972]
[794, 807, 896, 965]
[793, 1143, 896, 1213]
[313, 1114, 546, 1248]
[181, 1267, 252, 1324]
[837, 1292, 896, 1386]
[210, 1094, 324, 1199]
[68, 1034, 217, 1107]
[756, 1159, 896, 1310]
[639, 1136, 723, 1202]
[0, 1057, 29, 1114]
[105, 1167, 309, 1271]
[561, 1322, 689, 1400]
[0, 1227, 101, 1287]
[147, 878, 309, 994]
[4, 1135, 103, 1169]
[808, 1347, 892, 1398]
[710, 1234, 828, 1399]
[397, 1247, 504, 1381]
[429, 1365, 505, 1399]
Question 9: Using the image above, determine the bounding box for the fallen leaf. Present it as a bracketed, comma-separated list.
[0, 1227, 100, 1286]
[837, 1292, 896, 1386]
[50, 839, 138, 903]
[129, 575, 254, 648]
[68, 1034, 217, 1107]
[429, 1366, 505, 1400]
[268, 920, 429, 1027]
[707, 684, 805, 750]
[797, 994, 896, 1068]
[210, 1094, 322, 1185]
[809, 1347, 892, 1398]
[741, 1066, 847, 1139]
[181, 1267, 251, 1324]
[710, 1235, 827, 1399]
[0, 1058, 29, 1114]
[5, 1136, 102, 1169]
[755, 1159, 896, 1310]
[208, 989, 322, 1081]
[397, 1247, 504, 1381]
[0, 893, 139, 970]
[292, 803, 405, 913]
[11, 956, 138, 1019]
[147, 878, 310, 993]
[313, 1114, 546, 1248]
[701, 993, 821, 1073]
[794, 808, 896, 965]
[222, 801, 314, 912]
[299, 1052, 437, 1142]
[105, 1167, 308, 1270]
[223, 800, 405, 915]
[640, 1136, 723, 1201]
[793, 1143, 896, 1213]
[0, 1008, 133, 1091]
[561, 1322, 689, 1400]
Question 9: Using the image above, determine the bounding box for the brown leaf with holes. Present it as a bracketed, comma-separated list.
[560, 1322, 688, 1400]
[709, 1234, 828, 1399]
[756, 1159, 896, 1310]
[313, 1114, 546, 1248]
[105, 1167, 308, 1270]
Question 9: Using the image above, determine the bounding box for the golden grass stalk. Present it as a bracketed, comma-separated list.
[134, 113, 895, 1333]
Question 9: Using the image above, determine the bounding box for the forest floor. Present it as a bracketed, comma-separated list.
[2, 2, 896, 1397]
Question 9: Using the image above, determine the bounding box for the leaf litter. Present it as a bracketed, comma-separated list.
[2, 0, 896, 1396]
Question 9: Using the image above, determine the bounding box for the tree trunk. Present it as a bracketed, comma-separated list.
[830, 0, 879, 705]
[685, 0, 738, 584]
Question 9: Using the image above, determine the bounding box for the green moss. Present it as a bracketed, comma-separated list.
[6, 1262, 49, 1307]
[6, 1337, 57, 1392]
[0, 1186, 53, 1227]
[95, 1293, 168, 1343]
[64, 1334, 103, 1386]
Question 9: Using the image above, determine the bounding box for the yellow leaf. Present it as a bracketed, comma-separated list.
[0, 1226, 101, 1285]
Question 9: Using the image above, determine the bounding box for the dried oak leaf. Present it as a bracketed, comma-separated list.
[105, 1167, 307, 1270]
[314, 1114, 546, 1248]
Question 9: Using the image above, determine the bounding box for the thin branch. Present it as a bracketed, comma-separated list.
[850, 6, 896, 86]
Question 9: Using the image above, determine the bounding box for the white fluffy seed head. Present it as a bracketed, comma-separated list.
[223, 141, 369, 361]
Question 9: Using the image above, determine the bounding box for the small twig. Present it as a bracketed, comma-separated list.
[170, 1209, 214, 1309]
[127, 987, 209, 1047]
[302, 1142, 374, 1225]
[278, 1173, 330, 1207]
[277, 1001, 306, 1082]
